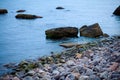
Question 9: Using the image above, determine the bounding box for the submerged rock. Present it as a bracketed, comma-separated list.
[56, 6, 64, 9]
[0, 9, 8, 14]
[15, 14, 43, 19]
[45, 27, 78, 39]
[80, 23, 103, 38]
[113, 6, 120, 16]
[16, 10, 26, 13]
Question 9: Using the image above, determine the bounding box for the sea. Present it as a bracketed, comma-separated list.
[0, 0, 120, 75]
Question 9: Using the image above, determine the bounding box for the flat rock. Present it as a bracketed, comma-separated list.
[60, 43, 80, 48]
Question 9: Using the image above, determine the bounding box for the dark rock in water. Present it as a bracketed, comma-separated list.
[16, 10, 26, 13]
[0, 9, 8, 14]
[80, 23, 103, 38]
[45, 27, 78, 39]
[15, 14, 43, 19]
[113, 6, 120, 16]
[56, 6, 64, 9]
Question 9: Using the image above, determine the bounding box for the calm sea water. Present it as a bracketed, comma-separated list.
[0, 0, 120, 74]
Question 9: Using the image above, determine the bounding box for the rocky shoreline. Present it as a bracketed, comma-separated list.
[0, 36, 120, 80]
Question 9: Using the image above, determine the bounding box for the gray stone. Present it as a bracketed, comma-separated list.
[79, 75, 89, 80]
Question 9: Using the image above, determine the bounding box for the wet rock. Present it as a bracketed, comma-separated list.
[65, 74, 76, 80]
[109, 62, 118, 71]
[103, 33, 109, 37]
[15, 14, 43, 19]
[72, 72, 80, 80]
[80, 23, 103, 38]
[23, 76, 34, 80]
[53, 70, 60, 75]
[56, 6, 64, 9]
[66, 60, 75, 66]
[113, 6, 120, 16]
[0, 9, 8, 14]
[13, 77, 20, 80]
[100, 71, 109, 79]
[111, 73, 120, 79]
[16, 10, 26, 13]
[45, 27, 78, 39]
[115, 55, 120, 62]
[27, 70, 36, 76]
[79, 75, 89, 80]
[60, 43, 80, 48]
[89, 75, 101, 80]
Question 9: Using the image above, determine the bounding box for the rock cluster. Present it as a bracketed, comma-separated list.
[0, 36, 120, 80]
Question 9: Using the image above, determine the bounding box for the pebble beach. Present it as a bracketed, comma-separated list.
[0, 36, 120, 80]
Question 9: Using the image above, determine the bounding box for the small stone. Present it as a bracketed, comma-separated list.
[89, 75, 100, 80]
[109, 62, 118, 71]
[23, 76, 34, 80]
[100, 71, 109, 79]
[66, 60, 75, 66]
[13, 77, 20, 80]
[53, 70, 60, 75]
[72, 72, 80, 80]
[76, 53, 82, 59]
[27, 70, 36, 76]
[65, 74, 76, 80]
[79, 75, 89, 80]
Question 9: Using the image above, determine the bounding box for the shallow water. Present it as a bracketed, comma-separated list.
[0, 0, 120, 75]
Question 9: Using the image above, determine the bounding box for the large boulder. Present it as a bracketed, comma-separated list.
[15, 14, 43, 19]
[45, 27, 78, 39]
[0, 9, 8, 14]
[80, 23, 103, 38]
[113, 6, 120, 16]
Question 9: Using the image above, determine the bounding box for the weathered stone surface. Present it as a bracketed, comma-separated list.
[15, 14, 43, 19]
[16, 10, 26, 13]
[45, 27, 78, 39]
[0, 9, 8, 14]
[60, 43, 80, 48]
[56, 6, 64, 9]
[113, 6, 120, 16]
[80, 23, 103, 38]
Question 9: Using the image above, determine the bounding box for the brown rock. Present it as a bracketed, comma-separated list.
[113, 6, 120, 16]
[45, 27, 78, 39]
[15, 14, 43, 19]
[109, 62, 119, 71]
[80, 23, 103, 38]
[0, 9, 8, 14]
